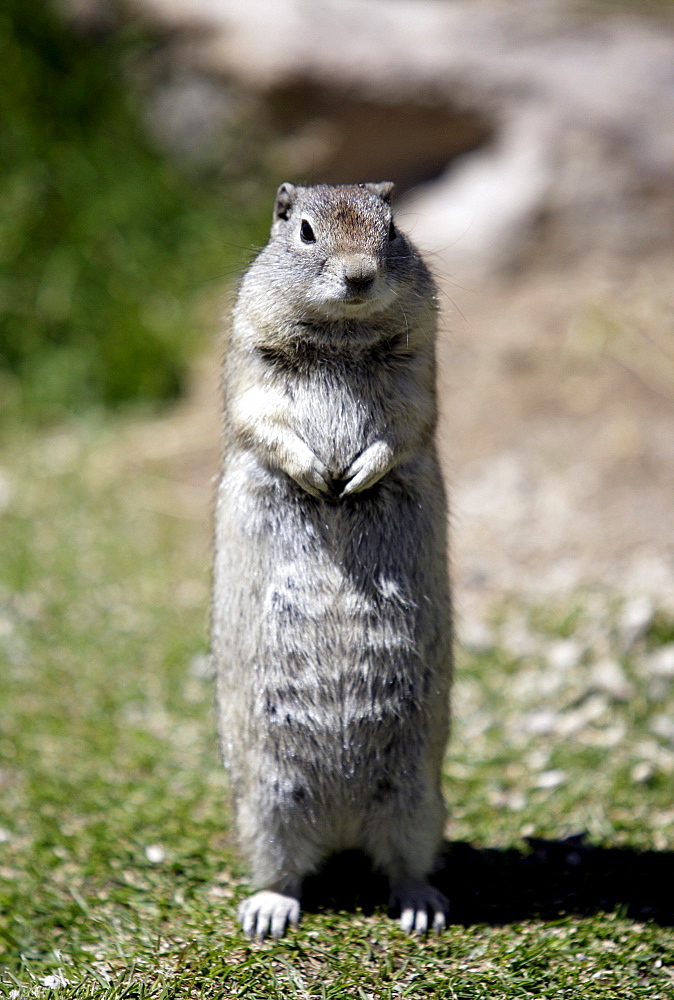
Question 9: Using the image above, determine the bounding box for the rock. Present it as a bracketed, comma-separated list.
[630, 761, 653, 784]
[534, 769, 567, 790]
[144, 844, 166, 863]
[460, 617, 495, 654]
[619, 594, 655, 648]
[555, 695, 609, 737]
[645, 644, 674, 679]
[652, 715, 674, 745]
[547, 639, 583, 674]
[190, 652, 214, 680]
[522, 708, 558, 736]
[588, 659, 633, 703]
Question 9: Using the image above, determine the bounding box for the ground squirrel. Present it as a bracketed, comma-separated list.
[211, 181, 452, 939]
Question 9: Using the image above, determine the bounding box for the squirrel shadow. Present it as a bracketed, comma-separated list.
[301, 835, 674, 927]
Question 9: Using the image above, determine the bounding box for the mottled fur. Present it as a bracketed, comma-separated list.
[211, 182, 453, 939]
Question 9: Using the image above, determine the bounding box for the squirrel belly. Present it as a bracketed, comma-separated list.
[213, 448, 450, 777]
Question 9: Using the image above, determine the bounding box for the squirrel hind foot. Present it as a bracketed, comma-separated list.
[389, 881, 449, 936]
[238, 890, 301, 940]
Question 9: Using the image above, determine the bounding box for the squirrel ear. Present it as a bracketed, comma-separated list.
[274, 182, 296, 221]
[364, 181, 395, 203]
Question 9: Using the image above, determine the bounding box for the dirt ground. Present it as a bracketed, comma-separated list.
[438, 251, 674, 620]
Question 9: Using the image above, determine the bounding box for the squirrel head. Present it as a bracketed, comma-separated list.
[267, 182, 414, 321]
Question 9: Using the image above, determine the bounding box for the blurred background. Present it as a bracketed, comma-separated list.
[4, 4, 674, 979]
[1, 0, 673, 621]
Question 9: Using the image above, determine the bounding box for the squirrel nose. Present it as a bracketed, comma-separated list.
[342, 256, 378, 290]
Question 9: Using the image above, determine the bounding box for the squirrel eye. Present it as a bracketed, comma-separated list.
[388, 219, 396, 241]
[300, 219, 316, 243]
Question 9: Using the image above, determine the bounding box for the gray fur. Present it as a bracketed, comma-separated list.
[211, 182, 453, 938]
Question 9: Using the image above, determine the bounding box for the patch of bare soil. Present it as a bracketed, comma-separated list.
[440, 252, 674, 619]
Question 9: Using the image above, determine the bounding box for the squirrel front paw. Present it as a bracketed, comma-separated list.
[340, 440, 395, 495]
[284, 442, 335, 499]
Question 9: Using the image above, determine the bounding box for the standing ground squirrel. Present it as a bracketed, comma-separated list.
[211, 181, 452, 939]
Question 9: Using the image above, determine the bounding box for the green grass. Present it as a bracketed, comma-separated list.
[1, 417, 673, 998]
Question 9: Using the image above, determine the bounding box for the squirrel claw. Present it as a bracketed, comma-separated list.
[239, 890, 301, 940]
[389, 883, 449, 936]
